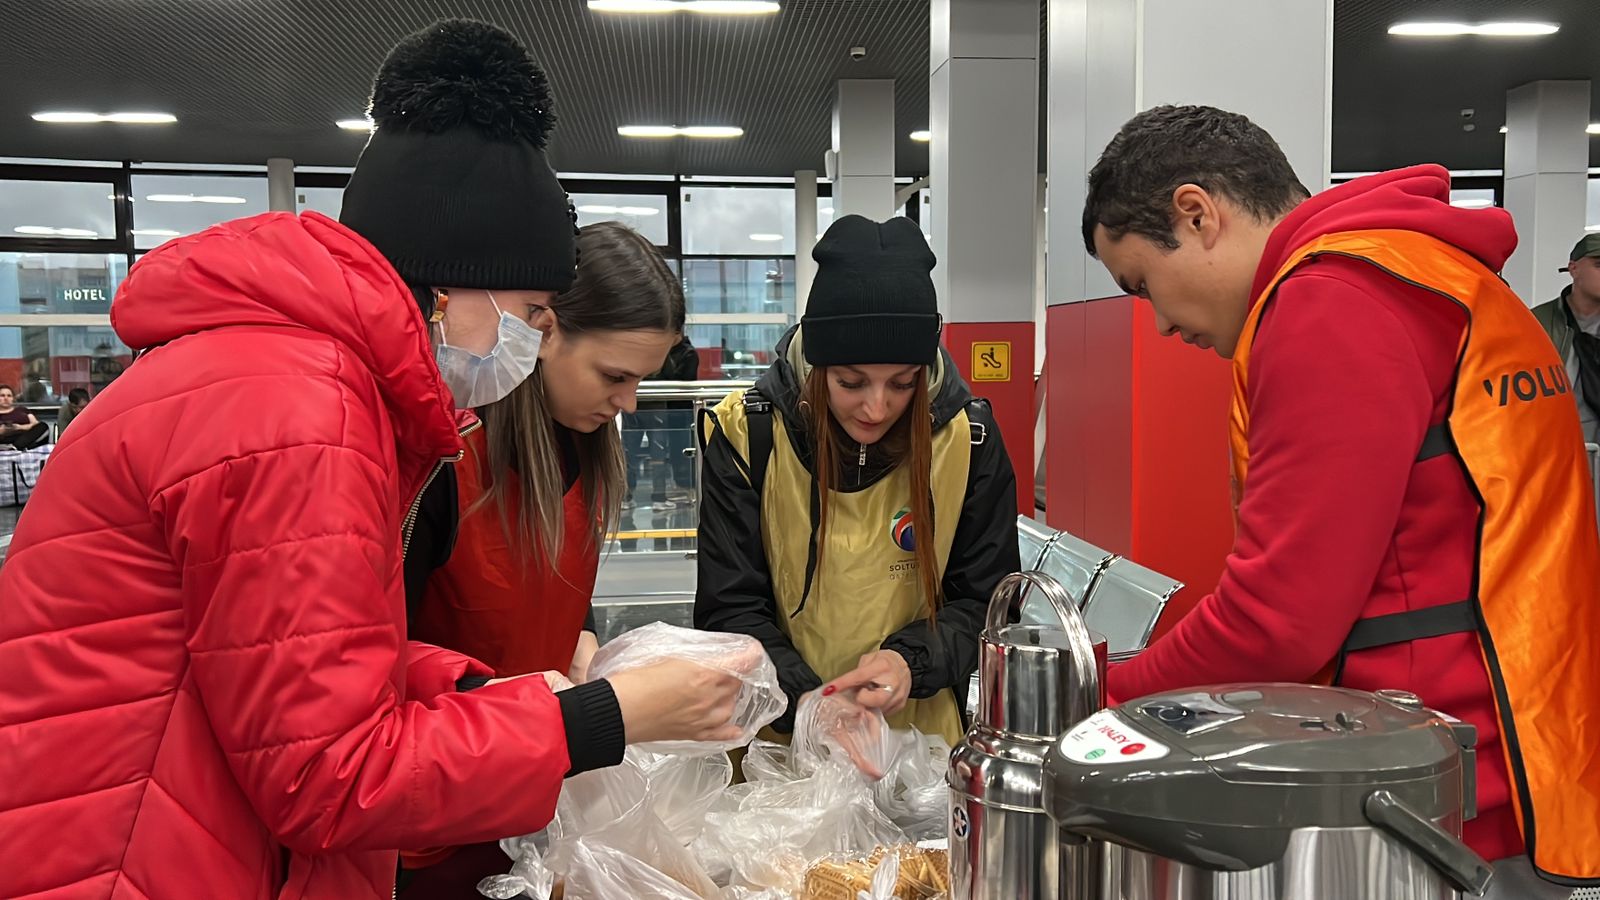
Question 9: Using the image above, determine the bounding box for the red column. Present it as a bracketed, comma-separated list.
[944, 322, 1035, 514]
[1044, 297, 1234, 637]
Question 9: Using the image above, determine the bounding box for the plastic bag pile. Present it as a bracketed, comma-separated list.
[477, 623, 950, 900]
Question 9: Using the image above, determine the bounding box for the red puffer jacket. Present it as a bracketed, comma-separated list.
[0, 212, 571, 899]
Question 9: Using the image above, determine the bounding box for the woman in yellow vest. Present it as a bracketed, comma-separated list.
[695, 215, 1021, 745]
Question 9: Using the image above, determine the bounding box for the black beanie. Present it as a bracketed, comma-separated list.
[801, 215, 941, 367]
[340, 19, 576, 293]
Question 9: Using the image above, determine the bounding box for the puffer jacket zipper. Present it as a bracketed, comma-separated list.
[400, 419, 480, 558]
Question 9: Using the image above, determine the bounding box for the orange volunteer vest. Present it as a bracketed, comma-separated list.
[1229, 230, 1600, 884]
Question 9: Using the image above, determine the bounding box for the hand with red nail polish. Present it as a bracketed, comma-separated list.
[823, 650, 911, 715]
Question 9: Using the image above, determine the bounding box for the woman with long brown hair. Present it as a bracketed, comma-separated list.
[400, 221, 740, 895]
[695, 215, 1021, 745]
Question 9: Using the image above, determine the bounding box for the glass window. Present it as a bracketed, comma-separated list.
[0, 252, 128, 315]
[0, 325, 131, 407]
[686, 323, 788, 380]
[681, 186, 795, 255]
[131, 173, 269, 250]
[680, 257, 794, 317]
[816, 197, 835, 240]
[0, 179, 117, 240]
[573, 192, 669, 246]
[296, 186, 345, 220]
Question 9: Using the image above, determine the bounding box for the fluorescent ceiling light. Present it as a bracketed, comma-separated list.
[337, 118, 374, 132]
[14, 225, 101, 237]
[576, 204, 661, 216]
[1498, 124, 1600, 134]
[910, 130, 931, 142]
[131, 228, 182, 237]
[33, 111, 176, 124]
[749, 233, 784, 242]
[1388, 21, 1558, 37]
[146, 194, 247, 204]
[1473, 22, 1560, 36]
[819, 206, 833, 214]
[618, 125, 743, 139]
[1450, 198, 1493, 209]
[588, 0, 779, 13]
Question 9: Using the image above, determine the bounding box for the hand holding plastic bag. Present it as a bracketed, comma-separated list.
[589, 622, 786, 754]
[792, 688, 898, 780]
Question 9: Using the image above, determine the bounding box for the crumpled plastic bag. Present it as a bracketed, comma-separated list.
[791, 689, 899, 780]
[692, 757, 908, 893]
[482, 755, 723, 900]
[870, 727, 951, 842]
[588, 622, 787, 754]
[631, 748, 734, 845]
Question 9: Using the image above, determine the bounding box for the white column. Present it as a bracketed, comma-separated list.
[266, 157, 296, 213]
[831, 80, 896, 221]
[929, 0, 1038, 323]
[1046, 0, 1333, 307]
[1503, 80, 1591, 306]
[794, 169, 819, 317]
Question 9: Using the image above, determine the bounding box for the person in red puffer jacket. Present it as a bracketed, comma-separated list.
[1081, 106, 1600, 898]
[0, 19, 738, 900]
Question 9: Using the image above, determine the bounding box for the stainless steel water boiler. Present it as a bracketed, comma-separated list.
[1043, 684, 1494, 900]
[948, 571, 1107, 900]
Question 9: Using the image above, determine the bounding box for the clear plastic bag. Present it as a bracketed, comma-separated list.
[691, 758, 908, 893]
[587, 622, 787, 754]
[870, 728, 951, 842]
[545, 760, 721, 898]
[631, 748, 734, 845]
[790, 689, 899, 780]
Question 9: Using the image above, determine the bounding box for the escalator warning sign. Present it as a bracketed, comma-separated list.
[972, 341, 1011, 382]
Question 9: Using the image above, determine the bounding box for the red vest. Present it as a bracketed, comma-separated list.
[412, 426, 599, 678]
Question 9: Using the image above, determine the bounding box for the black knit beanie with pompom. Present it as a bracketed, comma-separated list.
[340, 19, 577, 294]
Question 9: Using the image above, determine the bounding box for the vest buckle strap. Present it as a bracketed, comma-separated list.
[1342, 600, 1477, 654]
[1416, 423, 1454, 463]
[969, 422, 986, 445]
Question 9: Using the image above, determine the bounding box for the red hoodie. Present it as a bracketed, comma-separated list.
[1108, 166, 1522, 862]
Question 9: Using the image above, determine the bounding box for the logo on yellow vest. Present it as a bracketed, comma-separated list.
[890, 507, 917, 552]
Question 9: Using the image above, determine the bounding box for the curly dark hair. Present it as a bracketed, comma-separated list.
[1082, 105, 1309, 257]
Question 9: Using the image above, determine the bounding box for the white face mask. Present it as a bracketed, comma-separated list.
[433, 290, 544, 409]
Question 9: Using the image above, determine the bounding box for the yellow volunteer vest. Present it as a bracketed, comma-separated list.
[1230, 230, 1600, 882]
[708, 389, 972, 747]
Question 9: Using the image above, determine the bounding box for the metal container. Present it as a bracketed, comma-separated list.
[948, 571, 1107, 900]
[1044, 684, 1494, 900]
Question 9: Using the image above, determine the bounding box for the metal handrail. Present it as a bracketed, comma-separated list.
[632, 379, 755, 403]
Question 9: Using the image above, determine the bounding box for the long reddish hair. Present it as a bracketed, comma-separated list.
[801, 365, 941, 623]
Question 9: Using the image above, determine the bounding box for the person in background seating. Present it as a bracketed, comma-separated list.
[1531, 234, 1600, 443]
[57, 388, 90, 434]
[0, 385, 49, 450]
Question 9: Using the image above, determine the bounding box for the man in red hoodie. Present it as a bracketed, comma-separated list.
[1082, 105, 1600, 897]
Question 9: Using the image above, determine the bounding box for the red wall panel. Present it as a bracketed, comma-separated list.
[944, 321, 1035, 514]
[1043, 296, 1234, 637]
